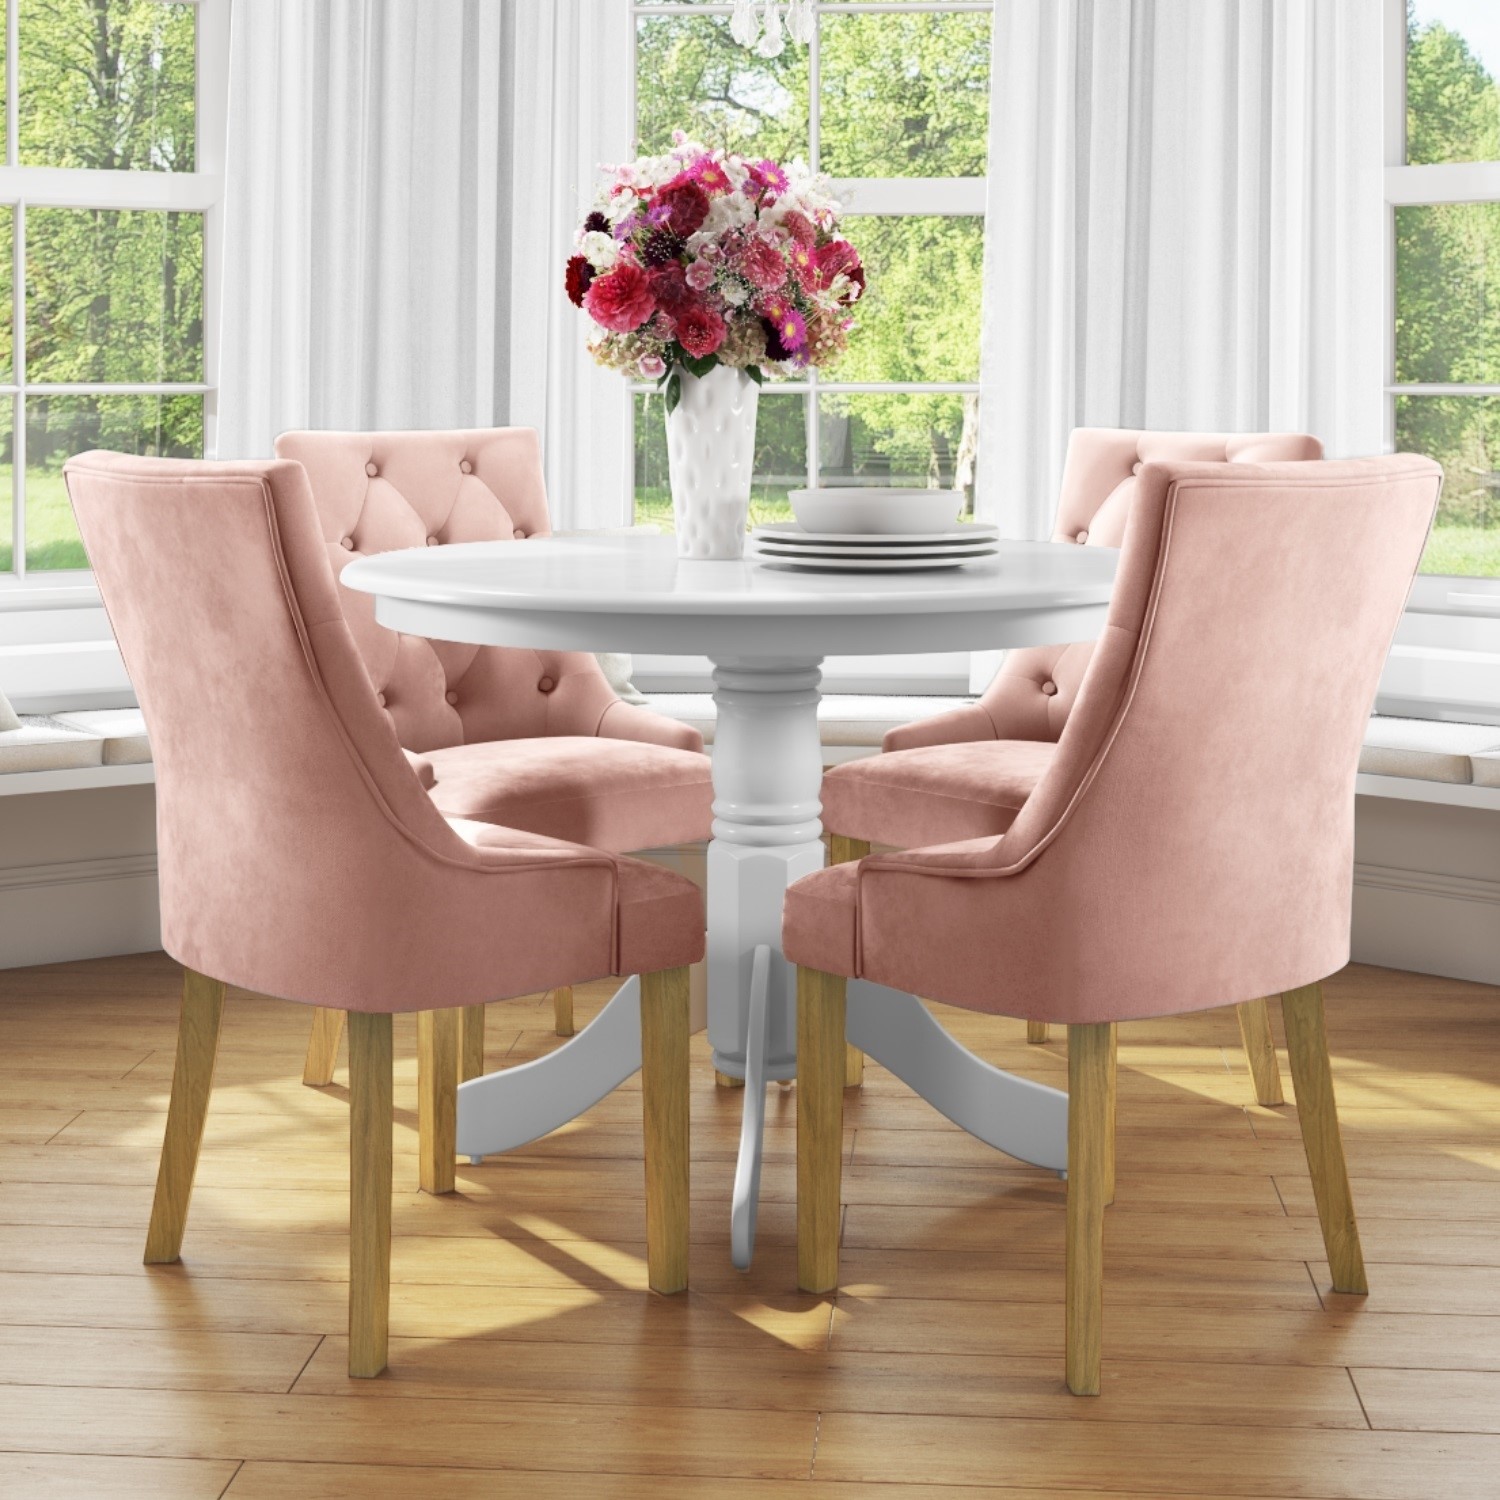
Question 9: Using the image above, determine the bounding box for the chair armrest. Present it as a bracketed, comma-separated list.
[882, 702, 998, 753]
[597, 698, 706, 754]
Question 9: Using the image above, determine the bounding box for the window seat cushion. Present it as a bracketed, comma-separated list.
[1472, 751, 1500, 790]
[51, 709, 151, 765]
[0, 708, 149, 773]
[1357, 715, 1500, 784]
[640, 693, 976, 748]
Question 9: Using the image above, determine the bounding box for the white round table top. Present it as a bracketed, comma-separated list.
[341, 532, 1119, 658]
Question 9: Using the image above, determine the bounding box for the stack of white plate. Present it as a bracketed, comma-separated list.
[749, 521, 999, 572]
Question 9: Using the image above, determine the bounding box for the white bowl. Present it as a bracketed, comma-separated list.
[789, 487, 964, 535]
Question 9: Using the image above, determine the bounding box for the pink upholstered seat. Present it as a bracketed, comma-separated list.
[64, 452, 702, 1378]
[821, 429, 1322, 849]
[274, 427, 712, 852]
[785, 455, 1443, 1392]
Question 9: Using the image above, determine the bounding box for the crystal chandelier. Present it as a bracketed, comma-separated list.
[730, 0, 815, 58]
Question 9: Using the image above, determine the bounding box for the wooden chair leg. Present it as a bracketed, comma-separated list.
[144, 969, 226, 1264]
[797, 965, 846, 1294]
[460, 1004, 486, 1083]
[640, 966, 691, 1294]
[1281, 983, 1368, 1295]
[1103, 1022, 1117, 1207]
[348, 1011, 393, 1378]
[1237, 996, 1285, 1107]
[549, 985, 575, 1037]
[829, 836, 869, 1088]
[301, 1007, 345, 1087]
[1066, 1021, 1111, 1395]
[1027, 1020, 1050, 1044]
[417, 1008, 459, 1195]
[715, 1069, 745, 1089]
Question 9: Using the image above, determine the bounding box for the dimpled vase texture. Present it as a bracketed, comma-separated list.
[667, 366, 760, 560]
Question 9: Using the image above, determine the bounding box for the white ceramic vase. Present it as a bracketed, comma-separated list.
[666, 364, 760, 560]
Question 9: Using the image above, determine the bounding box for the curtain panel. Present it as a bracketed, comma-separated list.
[216, 0, 631, 529]
[978, 0, 1384, 540]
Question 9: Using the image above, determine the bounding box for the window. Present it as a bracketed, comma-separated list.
[629, 1, 990, 530]
[1383, 0, 1500, 722]
[0, 0, 226, 587]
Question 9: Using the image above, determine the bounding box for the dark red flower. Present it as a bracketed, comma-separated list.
[656, 179, 711, 238]
[564, 254, 595, 308]
[676, 302, 727, 358]
[583, 263, 656, 331]
[648, 259, 692, 313]
[583, 211, 610, 235]
[640, 225, 687, 267]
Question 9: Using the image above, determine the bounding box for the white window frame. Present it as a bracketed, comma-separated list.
[0, 0, 227, 711]
[628, 0, 988, 694]
[1381, 0, 1500, 724]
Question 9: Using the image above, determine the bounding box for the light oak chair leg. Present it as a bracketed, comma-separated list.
[1103, 1022, 1117, 1207]
[829, 836, 869, 1088]
[797, 965, 847, 1294]
[460, 1004, 486, 1083]
[144, 969, 226, 1264]
[348, 1011, 393, 1378]
[301, 1007, 345, 1087]
[714, 1069, 745, 1089]
[417, 1008, 459, 1195]
[1027, 1020, 1050, 1045]
[640, 966, 691, 1294]
[1237, 996, 1286, 1107]
[550, 985, 575, 1038]
[1066, 1021, 1111, 1395]
[1281, 982, 1368, 1295]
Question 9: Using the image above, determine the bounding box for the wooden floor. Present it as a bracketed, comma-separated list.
[1, 956, 1499, 1498]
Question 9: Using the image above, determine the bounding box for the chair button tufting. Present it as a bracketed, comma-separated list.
[340, 536, 355, 550]
[446, 690, 459, 706]
[459, 459, 473, 474]
[1131, 461, 1142, 475]
[537, 675, 556, 694]
[426, 535, 439, 546]
[1075, 529, 1088, 544]
[365, 461, 378, 477]
[1041, 680, 1058, 696]
[513, 527, 528, 540]
[377, 692, 388, 708]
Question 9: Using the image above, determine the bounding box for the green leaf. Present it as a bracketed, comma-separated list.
[681, 351, 720, 380]
[664, 370, 681, 415]
[745, 364, 764, 386]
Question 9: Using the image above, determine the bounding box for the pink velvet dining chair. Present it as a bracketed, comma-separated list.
[273, 427, 713, 1079]
[64, 452, 704, 1378]
[785, 453, 1442, 1394]
[824, 428, 1322, 1104]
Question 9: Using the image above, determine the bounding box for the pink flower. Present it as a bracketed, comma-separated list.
[649, 259, 691, 313]
[688, 156, 731, 194]
[639, 354, 667, 380]
[781, 210, 817, 248]
[685, 259, 716, 291]
[676, 302, 727, 358]
[584, 263, 655, 331]
[761, 297, 807, 357]
[750, 159, 789, 198]
[737, 235, 788, 291]
[814, 238, 862, 292]
[786, 241, 816, 292]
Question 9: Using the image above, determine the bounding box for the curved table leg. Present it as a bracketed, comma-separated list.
[456, 976, 641, 1163]
[847, 980, 1069, 1173]
[730, 945, 772, 1270]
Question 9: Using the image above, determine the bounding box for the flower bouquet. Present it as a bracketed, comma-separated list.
[567, 135, 863, 557]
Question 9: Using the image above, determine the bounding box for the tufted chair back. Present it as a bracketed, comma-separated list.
[974, 428, 1323, 744]
[274, 428, 631, 756]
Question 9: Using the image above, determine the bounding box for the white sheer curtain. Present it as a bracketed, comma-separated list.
[215, 0, 631, 529]
[977, 0, 1384, 541]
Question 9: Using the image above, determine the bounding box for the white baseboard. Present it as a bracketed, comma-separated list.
[1352, 859, 1500, 986]
[0, 852, 161, 969]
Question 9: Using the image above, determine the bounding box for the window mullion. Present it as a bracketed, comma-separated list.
[13, 197, 24, 579]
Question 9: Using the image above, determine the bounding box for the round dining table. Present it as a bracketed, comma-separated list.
[343, 531, 1119, 1267]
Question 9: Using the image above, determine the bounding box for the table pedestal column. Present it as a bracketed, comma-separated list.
[705, 656, 826, 1267]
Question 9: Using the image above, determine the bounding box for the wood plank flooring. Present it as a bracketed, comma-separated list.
[1, 953, 1498, 1496]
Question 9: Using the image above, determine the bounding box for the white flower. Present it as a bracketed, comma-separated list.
[611, 190, 638, 222]
[581, 231, 618, 270]
[720, 279, 751, 307]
